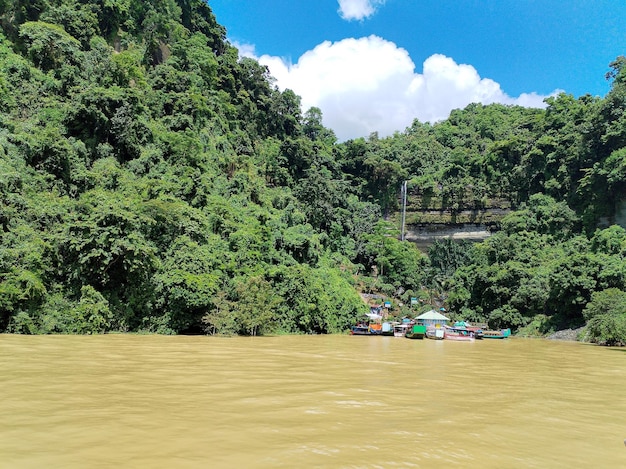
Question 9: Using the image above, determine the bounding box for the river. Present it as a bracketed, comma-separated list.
[1, 334, 624, 468]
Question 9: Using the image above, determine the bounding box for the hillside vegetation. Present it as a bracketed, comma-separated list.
[1, 1, 626, 344]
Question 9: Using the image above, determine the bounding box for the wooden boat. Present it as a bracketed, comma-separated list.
[350, 325, 371, 335]
[482, 328, 511, 339]
[350, 322, 383, 335]
[350, 312, 385, 335]
[444, 326, 475, 341]
[426, 325, 445, 340]
[453, 321, 484, 339]
[405, 324, 426, 339]
[393, 323, 412, 337]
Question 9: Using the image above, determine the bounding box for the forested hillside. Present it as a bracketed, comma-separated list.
[338, 58, 626, 345]
[1, 1, 625, 343]
[0, 0, 423, 335]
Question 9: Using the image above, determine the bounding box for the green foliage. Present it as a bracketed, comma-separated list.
[75, 285, 113, 333]
[19, 21, 81, 70]
[0, 223, 51, 329]
[39, 0, 100, 47]
[427, 238, 474, 278]
[361, 221, 426, 290]
[268, 262, 367, 334]
[446, 223, 626, 335]
[2, 0, 626, 341]
[153, 235, 226, 332]
[500, 194, 579, 239]
[111, 46, 147, 88]
[232, 275, 281, 336]
[590, 225, 626, 255]
[583, 288, 626, 345]
[7, 286, 111, 334]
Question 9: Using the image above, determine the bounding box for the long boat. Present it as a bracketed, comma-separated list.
[443, 326, 475, 341]
[453, 321, 484, 339]
[350, 322, 383, 335]
[350, 325, 371, 335]
[482, 328, 511, 339]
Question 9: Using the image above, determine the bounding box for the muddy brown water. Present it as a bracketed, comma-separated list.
[1, 334, 624, 468]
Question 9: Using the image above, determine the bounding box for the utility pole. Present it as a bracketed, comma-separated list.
[401, 180, 407, 241]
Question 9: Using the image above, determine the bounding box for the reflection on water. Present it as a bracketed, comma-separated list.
[1, 335, 624, 468]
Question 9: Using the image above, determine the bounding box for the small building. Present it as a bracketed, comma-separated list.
[415, 310, 450, 327]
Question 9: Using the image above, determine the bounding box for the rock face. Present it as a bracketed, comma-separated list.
[597, 197, 626, 228]
[546, 327, 584, 341]
[611, 199, 626, 227]
[404, 223, 495, 251]
[386, 192, 512, 251]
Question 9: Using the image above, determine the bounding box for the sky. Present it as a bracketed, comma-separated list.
[209, 0, 626, 141]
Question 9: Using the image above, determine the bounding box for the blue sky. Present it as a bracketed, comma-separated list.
[209, 0, 626, 140]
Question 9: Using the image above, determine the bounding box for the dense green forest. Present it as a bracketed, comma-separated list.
[1, 1, 625, 344]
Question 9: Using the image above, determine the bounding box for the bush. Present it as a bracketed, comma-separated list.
[583, 288, 626, 345]
[585, 314, 626, 346]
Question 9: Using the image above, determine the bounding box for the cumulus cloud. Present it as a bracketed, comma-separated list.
[241, 36, 560, 141]
[338, 0, 386, 21]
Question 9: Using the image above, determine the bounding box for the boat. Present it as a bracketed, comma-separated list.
[350, 322, 383, 335]
[350, 311, 385, 335]
[426, 325, 445, 340]
[453, 321, 484, 339]
[443, 326, 475, 341]
[482, 328, 511, 339]
[405, 324, 426, 339]
[393, 323, 412, 337]
[350, 325, 371, 335]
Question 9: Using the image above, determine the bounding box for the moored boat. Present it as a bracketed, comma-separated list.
[350, 325, 371, 335]
[426, 325, 445, 340]
[350, 312, 384, 335]
[406, 324, 426, 339]
[350, 323, 383, 335]
[393, 323, 412, 337]
[482, 328, 511, 339]
[453, 321, 484, 339]
[444, 325, 475, 341]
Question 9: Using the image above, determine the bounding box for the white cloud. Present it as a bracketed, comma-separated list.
[243, 36, 560, 141]
[233, 41, 257, 59]
[338, 0, 385, 21]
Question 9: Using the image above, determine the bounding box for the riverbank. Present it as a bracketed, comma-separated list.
[546, 327, 585, 341]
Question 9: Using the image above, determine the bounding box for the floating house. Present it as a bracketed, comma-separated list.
[415, 310, 450, 327]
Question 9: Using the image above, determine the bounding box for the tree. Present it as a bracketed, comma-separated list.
[590, 225, 626, 256]
[500, 194, 579, 240]
[152, 235, 227, 333]
[59, 188, 158, 329]
[427, 238, 474, 278]
[0, 225, 50, 330]
[294, 164, 346, 231]
[202, 290, 235, 335]
[19, 21, 81, 71]
[583, 288, 626, 346]
[303, 107, 336, 143]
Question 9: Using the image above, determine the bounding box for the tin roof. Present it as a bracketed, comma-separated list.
[415, 310, 450, 321]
